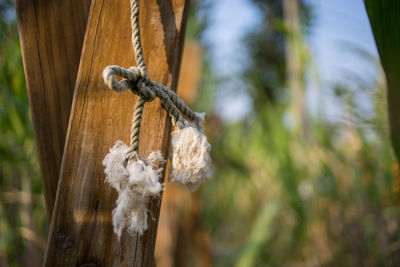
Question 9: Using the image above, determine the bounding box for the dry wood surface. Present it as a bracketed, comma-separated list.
[43, 0, 189, 266]
[15, 0, 91, 218]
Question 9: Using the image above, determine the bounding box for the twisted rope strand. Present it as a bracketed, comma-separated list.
[130, 97, 146, 151]
[129, 0, 147, 154]
[154, 80, 196, 121]
[153, 87, 186, 128]
[130, 0, 146, 71]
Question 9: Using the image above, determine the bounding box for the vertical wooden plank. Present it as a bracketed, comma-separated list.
[44, 0, 190, 266]
[15, 0, 91, 217]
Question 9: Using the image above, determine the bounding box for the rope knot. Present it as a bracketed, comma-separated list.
[128, 67, 155, 101]
[129, 67, 151, 85]
[103, 65, 155, 102]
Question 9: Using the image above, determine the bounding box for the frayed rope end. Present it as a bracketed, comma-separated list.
[103, 141, 165, 239]
[169, 125, 212, 192]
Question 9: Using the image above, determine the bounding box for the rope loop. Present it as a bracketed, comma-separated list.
[103, 65, 155, 102]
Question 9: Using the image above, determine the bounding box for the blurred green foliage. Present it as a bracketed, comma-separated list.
[0, 1, 47, 266]
[197, 0, 400, 266]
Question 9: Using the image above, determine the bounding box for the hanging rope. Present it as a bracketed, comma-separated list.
[103, 0, 201, 156]
[128, 0, 146, 153]
[102, 0, 212, 238]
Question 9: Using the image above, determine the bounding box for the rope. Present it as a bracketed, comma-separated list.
[103, 0, 201, 157]
[129, 0, 146, 154]
[130, 0, 146, 71]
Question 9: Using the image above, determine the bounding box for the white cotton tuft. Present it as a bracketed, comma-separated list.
[103, 141, 165, 239]
[112, 187, 149, 238]
[169, 126, 212, 192]
[146, 151, 165, 167]
[103, 141, 130, 192]
[125, 153, 164, 196]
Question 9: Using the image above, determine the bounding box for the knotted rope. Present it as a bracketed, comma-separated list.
[102, 0, 212, 238]
[102, 0, 201, 158]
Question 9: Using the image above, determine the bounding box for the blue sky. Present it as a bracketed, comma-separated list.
[310, 0, 378, 80]
[203, 0, 380, 122]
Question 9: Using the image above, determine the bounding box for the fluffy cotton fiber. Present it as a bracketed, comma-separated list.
[169, 125, 212, 192]
[103, 141, 164, 239]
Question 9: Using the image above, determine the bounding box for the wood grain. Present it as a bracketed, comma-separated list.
[15, 0, 91, 217]
[44, 0, 189, 266]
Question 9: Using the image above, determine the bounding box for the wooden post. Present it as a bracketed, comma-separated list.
[15, 0, 91, 217]
[43, 0, 189, 265]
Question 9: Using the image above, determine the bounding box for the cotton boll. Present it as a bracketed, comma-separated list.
[103, 141, 130, 192]
[169, 126, 212, 192]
